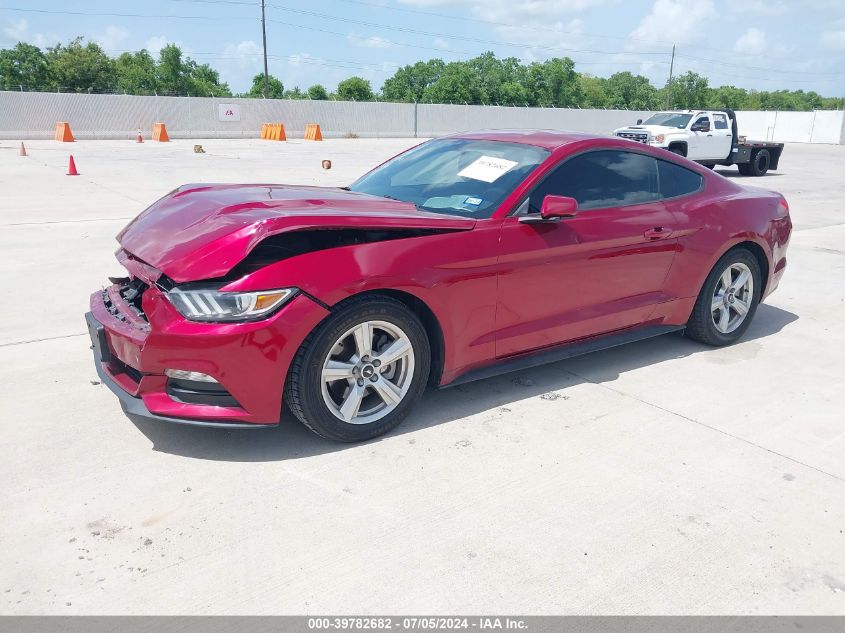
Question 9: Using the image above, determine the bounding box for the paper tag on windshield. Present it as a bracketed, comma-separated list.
[458, 156, 519, 183]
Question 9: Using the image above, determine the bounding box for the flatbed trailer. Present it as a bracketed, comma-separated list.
[701, 137, 785, 176]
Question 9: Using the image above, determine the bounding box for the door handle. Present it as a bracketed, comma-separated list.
[644, 227, 673, 239]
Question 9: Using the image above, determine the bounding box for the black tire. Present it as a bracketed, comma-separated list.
[668, 145, 686, 156]
[747, 149, 770, 176]
[285, 295, 431, 442]
[737, 163, 753, 176]
[685, 248, 762, 346]
[705, 163, 716, 169]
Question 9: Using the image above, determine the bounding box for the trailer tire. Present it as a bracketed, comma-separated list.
[747, 149, 770, 176]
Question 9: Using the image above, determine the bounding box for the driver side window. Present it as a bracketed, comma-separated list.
[528, 150, 660, 213]
[692, 115, 710, 130]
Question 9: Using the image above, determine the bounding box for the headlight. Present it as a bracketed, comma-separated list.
[654, 134, 666, 143]
[167, 286, 297, 322]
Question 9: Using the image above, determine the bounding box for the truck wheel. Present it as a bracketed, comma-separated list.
[738, 163, 753, 176]
[668, 146, 685, 156]
[748, 149, 770, 176]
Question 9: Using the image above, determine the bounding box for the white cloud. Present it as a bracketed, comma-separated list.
[433, 38, 449, 50]
[144, 36, 169, 56]
[3, 18, 28, 41]
[2, 18, 58, 49]
[728, 0, 789, 16]
[627, 0, 714, 49]
[821, 28, 845, 51]
[221, 39, 262, 66]
[734, 27, 767, 55]
[347, 33, 393, 48]
[95, 25, 129, 52]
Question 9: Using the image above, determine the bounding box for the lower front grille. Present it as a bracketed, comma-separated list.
[110, 356, 143, 384]
[166, 378, 240, 408]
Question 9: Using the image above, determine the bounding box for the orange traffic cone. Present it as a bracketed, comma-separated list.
[19, 142, 27, 156]
[136, 129, 143, 143]
[67, 155, 79, 176]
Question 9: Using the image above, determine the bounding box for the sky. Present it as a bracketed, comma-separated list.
[1, 0, 845, 96]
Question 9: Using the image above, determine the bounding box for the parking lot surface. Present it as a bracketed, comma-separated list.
[0, 138, 843, 614]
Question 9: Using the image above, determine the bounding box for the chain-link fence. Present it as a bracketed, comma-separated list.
[1, 91, 842, 143]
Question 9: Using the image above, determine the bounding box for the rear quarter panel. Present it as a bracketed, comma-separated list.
[661, 177, 791, 324]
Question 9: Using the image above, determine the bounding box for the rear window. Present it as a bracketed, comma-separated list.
[658, 160, 703, 199]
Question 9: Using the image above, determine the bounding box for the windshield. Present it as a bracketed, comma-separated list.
[642, 113, 693, 128]
[348, 138, 550, 219]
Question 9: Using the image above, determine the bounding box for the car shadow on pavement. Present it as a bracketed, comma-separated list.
[716, 168, 783, 178]
[128, 303, 798, 462]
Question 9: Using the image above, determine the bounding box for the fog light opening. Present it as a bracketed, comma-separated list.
[164, 369, 219, 383]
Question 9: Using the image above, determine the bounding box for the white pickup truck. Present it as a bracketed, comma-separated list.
[613, 109, 784, 176]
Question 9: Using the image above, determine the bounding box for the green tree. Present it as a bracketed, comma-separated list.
[707, 85, 748, 110]
[307, 84, 328, 100]
[247, 73, 284, 98]
[604, 72, 660, 110]
[336, 76, 374, 101]
[525, 58, 581, 107]
[0, 42, 50, 90]
[381, 59, 444, 102]
[464, 52, 527, 105]
[46, 37, 115, 92]
[190, 63, 230, 96]
[665, 71, 710, 109]
[283, 86, 306, 99]
[114, 50, 157, 95]
[421, 62, 482, 104]
[155, 44, 191, 94]
[578, 74, 610, 108]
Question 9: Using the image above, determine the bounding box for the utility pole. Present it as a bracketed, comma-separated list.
[664, 44, 675, 109]
[261, 0, 269, 98]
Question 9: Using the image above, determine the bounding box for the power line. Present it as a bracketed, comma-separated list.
[264, 4, 669, 58]
[0, 6, 256, 21]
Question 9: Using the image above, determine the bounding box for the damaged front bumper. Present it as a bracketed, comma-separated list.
[86, 278, 330, 428]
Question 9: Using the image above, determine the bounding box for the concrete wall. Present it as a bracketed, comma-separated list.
[1, 91, 843, 143]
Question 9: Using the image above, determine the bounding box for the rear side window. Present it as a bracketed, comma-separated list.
[713, 114, 729, 130]
[658, 159, 703, 199]
[530, 150, 659, 211]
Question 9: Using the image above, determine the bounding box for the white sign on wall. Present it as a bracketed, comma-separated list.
[218, 104, 241, 122]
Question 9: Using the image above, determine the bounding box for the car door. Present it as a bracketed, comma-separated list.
[686, 114, 713, 160]
[495, 149, 679, 358]
[710, 113, 733, 160]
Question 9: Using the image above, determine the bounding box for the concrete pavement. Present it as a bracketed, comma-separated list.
[0, 138, 843, 614]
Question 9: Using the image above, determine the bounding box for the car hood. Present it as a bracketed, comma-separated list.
[614, 124, 684, 135]
[117, 183, 477, 283]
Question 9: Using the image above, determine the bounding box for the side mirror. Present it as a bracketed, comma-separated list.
[541, 195, 578, 219]
[636, 119, 643, 125]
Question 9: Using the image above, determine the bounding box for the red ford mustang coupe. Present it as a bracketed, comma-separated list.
[86, 130, 791, 441]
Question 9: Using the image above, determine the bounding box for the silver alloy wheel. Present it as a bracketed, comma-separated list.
[320, 320, 416, 425]
[711, 262, 754, 334]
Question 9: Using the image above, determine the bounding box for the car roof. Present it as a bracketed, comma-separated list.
[447, 129, 600, 150]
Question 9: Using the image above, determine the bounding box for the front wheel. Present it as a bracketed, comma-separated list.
[685, 248, 762, 346]
[285, 296, 430, 442]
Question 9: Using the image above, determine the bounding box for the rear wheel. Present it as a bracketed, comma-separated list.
[685, 248, 762, 346]
[285, 296, 430, 442]
[742, 149, 770, 176]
